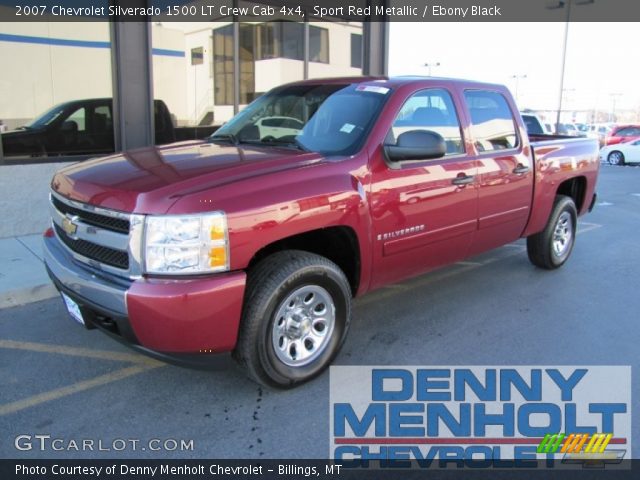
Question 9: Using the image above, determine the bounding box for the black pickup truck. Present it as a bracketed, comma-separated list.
[1, 98, 218, 158]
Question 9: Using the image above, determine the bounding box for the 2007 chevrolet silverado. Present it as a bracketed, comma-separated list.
[44, 77, 599, 387]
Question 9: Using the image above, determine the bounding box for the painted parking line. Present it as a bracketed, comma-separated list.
[0, 364, 160, 416]
[0, 339, 165, 416]
[0, 339, 160, 366]
[577, 222, 602, 235]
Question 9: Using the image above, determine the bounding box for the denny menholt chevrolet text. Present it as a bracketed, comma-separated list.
[44, 77, 600, 387]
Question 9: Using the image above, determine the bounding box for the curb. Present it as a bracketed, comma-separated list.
[0, 282, 58, 309]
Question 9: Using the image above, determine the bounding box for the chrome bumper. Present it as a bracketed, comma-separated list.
[43, 233, 130, 317]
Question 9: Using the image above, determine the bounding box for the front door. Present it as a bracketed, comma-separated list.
[369, 87, 479, 289]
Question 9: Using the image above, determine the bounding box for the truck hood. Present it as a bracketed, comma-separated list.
[51, 141, 325, 214]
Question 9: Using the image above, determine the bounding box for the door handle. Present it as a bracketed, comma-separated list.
[513, 164, 530, 174]
[452, 173, 475, 186]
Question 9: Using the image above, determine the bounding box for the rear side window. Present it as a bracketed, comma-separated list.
[522, 115, 543, 135]
[464, 90, 518, 152]
[390, 88, 464, 155]
[616, 127, 640, 136]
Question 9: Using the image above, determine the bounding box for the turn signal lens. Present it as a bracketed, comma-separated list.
[208, 246, 227, 268]
[210, 223, 226, 241]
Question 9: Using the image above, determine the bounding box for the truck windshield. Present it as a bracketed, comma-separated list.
[25, 104, 67, 129]
[210, 83, 389, 156]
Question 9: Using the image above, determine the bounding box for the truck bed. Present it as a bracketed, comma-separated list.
[523, 135, 600, 237]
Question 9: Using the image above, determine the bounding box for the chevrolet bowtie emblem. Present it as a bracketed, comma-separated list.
[62, 215, 79, 236]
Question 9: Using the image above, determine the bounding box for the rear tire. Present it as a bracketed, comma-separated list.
[234, 250, 352, 388]
[608, 151, 625, 165]
[527, 195, 577, 270]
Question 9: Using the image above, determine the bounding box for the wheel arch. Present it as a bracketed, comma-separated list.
[556, 176, 587, 212]
[247, 226, 361, 296]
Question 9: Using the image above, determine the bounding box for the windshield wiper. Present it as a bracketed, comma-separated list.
[245, 138, 309, 152]
[209, 133, 239, 145]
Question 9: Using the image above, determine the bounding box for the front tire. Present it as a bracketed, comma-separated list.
[234, 250, 352, 388]
[527, 195, 577, 270]
[608, 151, 625, 165]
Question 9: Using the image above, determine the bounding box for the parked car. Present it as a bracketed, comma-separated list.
[521, 113, 549, 135]
[586, 123, 614, 147]
[603, 124, 640, 146]
[557, 123, 581, 137]
[600, 138, 640, 165]
[255, 116, 304, 139]
[44, 77, 600, 388]
[1, 99, 218, 158]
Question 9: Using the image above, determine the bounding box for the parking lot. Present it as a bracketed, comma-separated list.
[1, 164, 639, 460]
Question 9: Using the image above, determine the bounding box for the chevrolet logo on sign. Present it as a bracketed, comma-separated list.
[62, 215, 79, 236]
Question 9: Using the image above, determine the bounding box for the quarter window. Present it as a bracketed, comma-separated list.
[464, 90, 518, 152]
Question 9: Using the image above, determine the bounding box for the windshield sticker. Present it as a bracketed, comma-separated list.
[340, 123, 356, 133]
[356, 85, 390, 94]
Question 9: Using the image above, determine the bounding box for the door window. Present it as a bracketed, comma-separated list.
[66, 107, 86, 132]
[390, 88, 464, 156]
[464, 90, 518, 152]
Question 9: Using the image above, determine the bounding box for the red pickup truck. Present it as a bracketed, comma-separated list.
[44, 77, 599, 387]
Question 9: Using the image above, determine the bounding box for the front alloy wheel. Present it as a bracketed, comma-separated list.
[234, 250, 351, 388]
[272, 285, 336, 367]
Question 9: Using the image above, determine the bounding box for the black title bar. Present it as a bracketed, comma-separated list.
[0, 0, 639, 22]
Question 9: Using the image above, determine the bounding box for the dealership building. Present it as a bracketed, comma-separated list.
[0, 1, 389, 236]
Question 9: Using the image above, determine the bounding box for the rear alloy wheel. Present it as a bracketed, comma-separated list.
[527, 195, 577, 270]
[234, 250, 351, 388]
[608, 151, 625, 165]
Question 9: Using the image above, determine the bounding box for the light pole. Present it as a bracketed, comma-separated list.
[510, 74, 527, 103]
[547, 0, 595, 133]
[423, 62, 440, 76]
[609, 93, 622, 123]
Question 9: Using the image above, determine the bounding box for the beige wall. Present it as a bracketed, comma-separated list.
[0, 22, 112, 129]
[151, 24, 188, 125]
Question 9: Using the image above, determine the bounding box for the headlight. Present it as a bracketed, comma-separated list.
[144, 212, 229, 274]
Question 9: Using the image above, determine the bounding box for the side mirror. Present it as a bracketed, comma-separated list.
[384, 130, 446, 162]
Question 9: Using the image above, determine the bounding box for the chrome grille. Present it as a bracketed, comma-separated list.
[51, 195, 130, 233]
[54, 224, 129, 269]
[50, 191, 144, 278]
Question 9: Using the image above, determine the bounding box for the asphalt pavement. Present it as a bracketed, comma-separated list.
[1, 164, 638, 460]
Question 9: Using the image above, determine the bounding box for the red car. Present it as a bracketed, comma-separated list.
[604, 124, 640, 146]
[44, 77, 600, 388]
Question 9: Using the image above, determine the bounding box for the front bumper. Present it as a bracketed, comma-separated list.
[44, 233, 247, 360]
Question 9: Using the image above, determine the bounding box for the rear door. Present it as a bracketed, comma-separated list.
[462, 90, 534, 255]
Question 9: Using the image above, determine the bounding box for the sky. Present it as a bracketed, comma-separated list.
[389, 22, 639, 118]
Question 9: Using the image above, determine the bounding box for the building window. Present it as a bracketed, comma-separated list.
[281, 22, 304, 60]
[258, 23, 277, 59]
[191, 46, 204, 65]
[309, 26, 329, 63]
[213, 24, 257, 106]
[0, 23, 114, 161]
[351, 33, 362, 68]
[213, 24, 234, 106]
[256, 22, 304, 61]
[239, 24, 256, 104]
